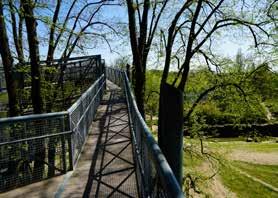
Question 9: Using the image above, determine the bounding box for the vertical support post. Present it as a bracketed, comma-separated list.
[67, 114, 74, 170]
[79, 61, 83, 92]
[126, 64, 131, 81]
[158, 83, 184, 186]
[61, 117, 67, 173]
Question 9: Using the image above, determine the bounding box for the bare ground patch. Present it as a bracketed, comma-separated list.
[190, 161, 237, 198]
[228, 151, 278, 165]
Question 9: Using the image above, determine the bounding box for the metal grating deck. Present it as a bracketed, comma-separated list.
[60, 81, 138, 197]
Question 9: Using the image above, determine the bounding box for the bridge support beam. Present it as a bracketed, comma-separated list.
[158, 83, 184, 186]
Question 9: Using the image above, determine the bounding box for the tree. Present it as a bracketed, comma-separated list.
[8, 0, 25, 65]
[42, 0, 119, 111]
[157, 0, 274, 186]
[0, 0, 20, 116]
[126, 0, 168, 118]
[126, 0, 275, 186]
[21, 0, 43, 114]
[21, 0, 45, 181]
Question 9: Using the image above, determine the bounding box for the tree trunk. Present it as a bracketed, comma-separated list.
[8, 0, 24, 65]
[46, 0, 61, 65]
[158, 82, 184, 185]
[21, 0, 45, 181]
[126, 0, 146, 118]
[0, 0, 19, 117]
[134, 67, 146, 118]
[22, 0, 43, 114]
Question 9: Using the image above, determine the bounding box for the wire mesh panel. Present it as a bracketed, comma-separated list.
[68, 74, 106, 164]
[0, 55, 105, 192]
[0, 114, 72, 192]
[106, 67, 184, 198]
[14, 55, 103, 114]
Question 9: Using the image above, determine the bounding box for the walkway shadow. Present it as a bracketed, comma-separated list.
[83, 89, 138, 198]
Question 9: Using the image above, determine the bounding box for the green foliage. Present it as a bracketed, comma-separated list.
[145, 70, 161, 117]
[0, 92, 8, 103]
[145, 60, 277, 128]
[11, 64, 88, 114]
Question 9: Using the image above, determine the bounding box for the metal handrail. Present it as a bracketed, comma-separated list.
[106, 67, 184, 197]
[0, 55, 105, 192]
[23, 55, 101, 65]
[0, 131, 72, 146]
[0, 111, 68, 124]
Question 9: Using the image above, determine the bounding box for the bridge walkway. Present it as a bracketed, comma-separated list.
[0, 81, 138, 198]
[59, 80, 138, 197]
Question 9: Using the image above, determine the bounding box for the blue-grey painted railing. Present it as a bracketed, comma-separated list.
[106, 67, 184, 198]
[68, 74, 105, 164]
[0, 57, 105, 192]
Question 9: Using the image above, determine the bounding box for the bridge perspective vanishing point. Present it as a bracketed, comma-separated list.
[0, 55, 184, 198]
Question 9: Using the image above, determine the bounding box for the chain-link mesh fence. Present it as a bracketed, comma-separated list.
[106, 67, 184, 198]
[0, 56, 105, 192]
[15, 55, 103, 114]
[0, 113, 72, 191]
[68, 74, 105, 164]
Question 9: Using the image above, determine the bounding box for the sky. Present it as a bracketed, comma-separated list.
[3, 0, 274, 69]
[75, 1, 263, 67]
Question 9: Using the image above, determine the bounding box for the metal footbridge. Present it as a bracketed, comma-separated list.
[0, 56, 183, 197]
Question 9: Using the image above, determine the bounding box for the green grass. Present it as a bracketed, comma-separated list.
[185, 137, 278, 154]
[206, 139, 278, 153]
[183, 149, 204, 169]
[0, 111, 7, 118]
[0, 92, 8, 103]
[232, 161, 278, 188]
[184, 138, 278, 197]
[219, 163, 278, 198]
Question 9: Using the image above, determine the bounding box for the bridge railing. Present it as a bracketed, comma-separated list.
[68, 74, 105, 164]
[106, 67, 184, 198]
[0, 55, 103, 113]
[0, 56, 105, 192]
[0, 112, 72, 191]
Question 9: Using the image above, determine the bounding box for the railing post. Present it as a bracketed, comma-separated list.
[61, 117, 67, 173]
[67, 114, 74, 170]
[126, 64, 131, 81]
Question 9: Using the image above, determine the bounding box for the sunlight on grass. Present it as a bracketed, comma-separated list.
[208, 140, 278, 153]
[220, 163, 278, 198]
[184, 138, 278, 197]
[232, 161, 278, 188]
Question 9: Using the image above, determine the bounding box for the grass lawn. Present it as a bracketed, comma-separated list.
[220, 163, 278, 198]
[184, 137, 278, 197]
[232, 161, 278, 188]
[0, 111, 7, 118]
[0, 92, 8, 103]
[206, 138, 278, 153]
[220, 165, 278, 198]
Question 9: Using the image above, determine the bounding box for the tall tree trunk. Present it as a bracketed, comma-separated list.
[8, 0, 24, 64]
[158, 82, 184, 185]
[46, 0, 62, 65]
[21, 0, 45, 181]
[0, 0, 19, 117]
[126, 0, 146, 118]
[22, 0, 43, 114]
[134, 68, 146, 117]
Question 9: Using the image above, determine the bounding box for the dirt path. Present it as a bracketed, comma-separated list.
[228, 151, 278, 165]
[196, 161, 237, 198]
